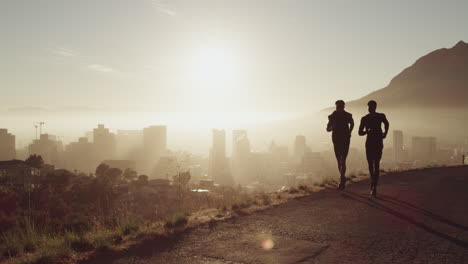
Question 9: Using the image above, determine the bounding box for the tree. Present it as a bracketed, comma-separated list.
[95, 163, 110, 178]
[123, 168, 138, 182]
[136, 175, 148, 186]
[25, 154, 44, 168]
[173, 171, 191, 188]
[106, 168, 122, 183]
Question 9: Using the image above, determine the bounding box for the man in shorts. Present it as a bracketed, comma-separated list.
[327, 100, 354, 190]
[358, 100, 389, 197]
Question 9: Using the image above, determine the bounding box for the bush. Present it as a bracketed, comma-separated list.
[86, 230, 120, 250]
[164, 214, 188, 229]
[289, 187, 299, 194]
[239, 199, 252, 209]
[64, 233, 94, 252]
[1, 235, 23, 257]
[1, 225, 40, 257]
[64, 213, 91, 234]
[119, 218, 140, 236]
[261, 193, 271, 205]
[20, 236, 71, 264]
[231, 203, 240, 211]
[298, 184, 309, 191]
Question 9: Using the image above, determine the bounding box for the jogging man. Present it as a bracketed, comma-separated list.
[327, 100, 354, 190]
[358, 100, 389, 197]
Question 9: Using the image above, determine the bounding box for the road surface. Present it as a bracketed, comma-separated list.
[83, 166, 468, 264]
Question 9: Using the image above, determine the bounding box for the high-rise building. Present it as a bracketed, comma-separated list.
[0, 129, 15, 161]
[64, 137, 96, 172]
[29, 134, 63, 165]
[412, 136, 437, 163]
[143, 126, 167, 157]
[116, 129, 142, 159]
[211, 129, 230, 184]
[93, 124, 116, 160]
[393, 130, 404, 163]
[232, 130, 249, 158]
[294, 135, 306, 162]
[232, 130, 251, 184]
[142, 126, 167, 174]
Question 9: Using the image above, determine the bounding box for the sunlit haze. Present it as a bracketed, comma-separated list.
[1, 0, 468, 151]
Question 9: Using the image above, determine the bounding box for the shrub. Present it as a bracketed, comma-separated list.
[64, 213, 91, 234]
[86, 230, 120, 250]
[261, 193, 271, 205]
[64, 233, 94, 252]
[1, 225, 40, 257]
[119, 218, 140, 236]
[1, 235, 23, 257]
[231, 203, 240, 211]
[239, 199, 252, 209]
[298, 184, 308, 191]
[164, 214, 188, 229]
[288, 187, 299, 194]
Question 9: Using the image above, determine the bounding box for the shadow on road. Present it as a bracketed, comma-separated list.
[341, 191, 468, 249]
[377, 194, 468, 231]
[78, 232, 188, 264]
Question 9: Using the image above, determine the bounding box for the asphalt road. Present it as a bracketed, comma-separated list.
[84, 166, 468, 264]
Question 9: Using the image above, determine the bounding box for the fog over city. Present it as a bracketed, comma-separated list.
[2, 0, 467, 152]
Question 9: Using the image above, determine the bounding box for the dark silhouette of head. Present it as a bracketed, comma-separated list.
[335, 100, 345, 112]
[368, 100, 377, 113]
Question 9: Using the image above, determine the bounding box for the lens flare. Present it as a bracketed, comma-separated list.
[261, 239, 274, 250]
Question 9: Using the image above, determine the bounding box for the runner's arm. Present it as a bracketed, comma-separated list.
[358, 117, 367, 136]
[326, 115, 333, 132]
[382, 114, 389, 139]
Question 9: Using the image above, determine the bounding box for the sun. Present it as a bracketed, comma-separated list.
[185, 44, 241, 112]
[190, 46, 238, 84]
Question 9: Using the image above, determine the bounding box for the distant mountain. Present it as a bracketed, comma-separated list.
[345, 40, 468, 110]
[312, 41, 468, 142]
[254, 42, 468, 146]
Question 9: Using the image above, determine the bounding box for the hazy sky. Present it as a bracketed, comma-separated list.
[1, 0, 467, 118]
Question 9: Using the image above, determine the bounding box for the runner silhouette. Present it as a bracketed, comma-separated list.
[358, 100, 389, 197]
[327, 100, 354, 190]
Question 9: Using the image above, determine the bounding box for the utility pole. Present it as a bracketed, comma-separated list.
[39, 122, 45, 136]
[35, 122, 45, 137]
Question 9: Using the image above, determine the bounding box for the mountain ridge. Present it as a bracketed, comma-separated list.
[327, 40, 468, 111]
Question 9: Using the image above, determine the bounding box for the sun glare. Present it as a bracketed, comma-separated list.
[185, 44, 242, 113]
[191, 46, 238, 83]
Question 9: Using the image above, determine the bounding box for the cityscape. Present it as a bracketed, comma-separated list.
[0, 123, 466, 191]
[1, 0, 468, 263]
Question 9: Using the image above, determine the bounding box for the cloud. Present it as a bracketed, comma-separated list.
[52, 47, 77, 57]
[87, 64, 116, 73]
[151, 0, 176, 16]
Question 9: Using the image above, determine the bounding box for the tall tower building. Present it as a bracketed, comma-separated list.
[93, 124, 116, 160]
[393, 130, 404, 163]
[0, 129, 16, 161]
[143, 126, 167, 175]
[211, 129, 227, 184]
[412, 136, 437, 164]
[294, 135, 306, 162]
[143, 126, 167, 157]
[231, 130, 251, 184]
[29, 134, 63, 165]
